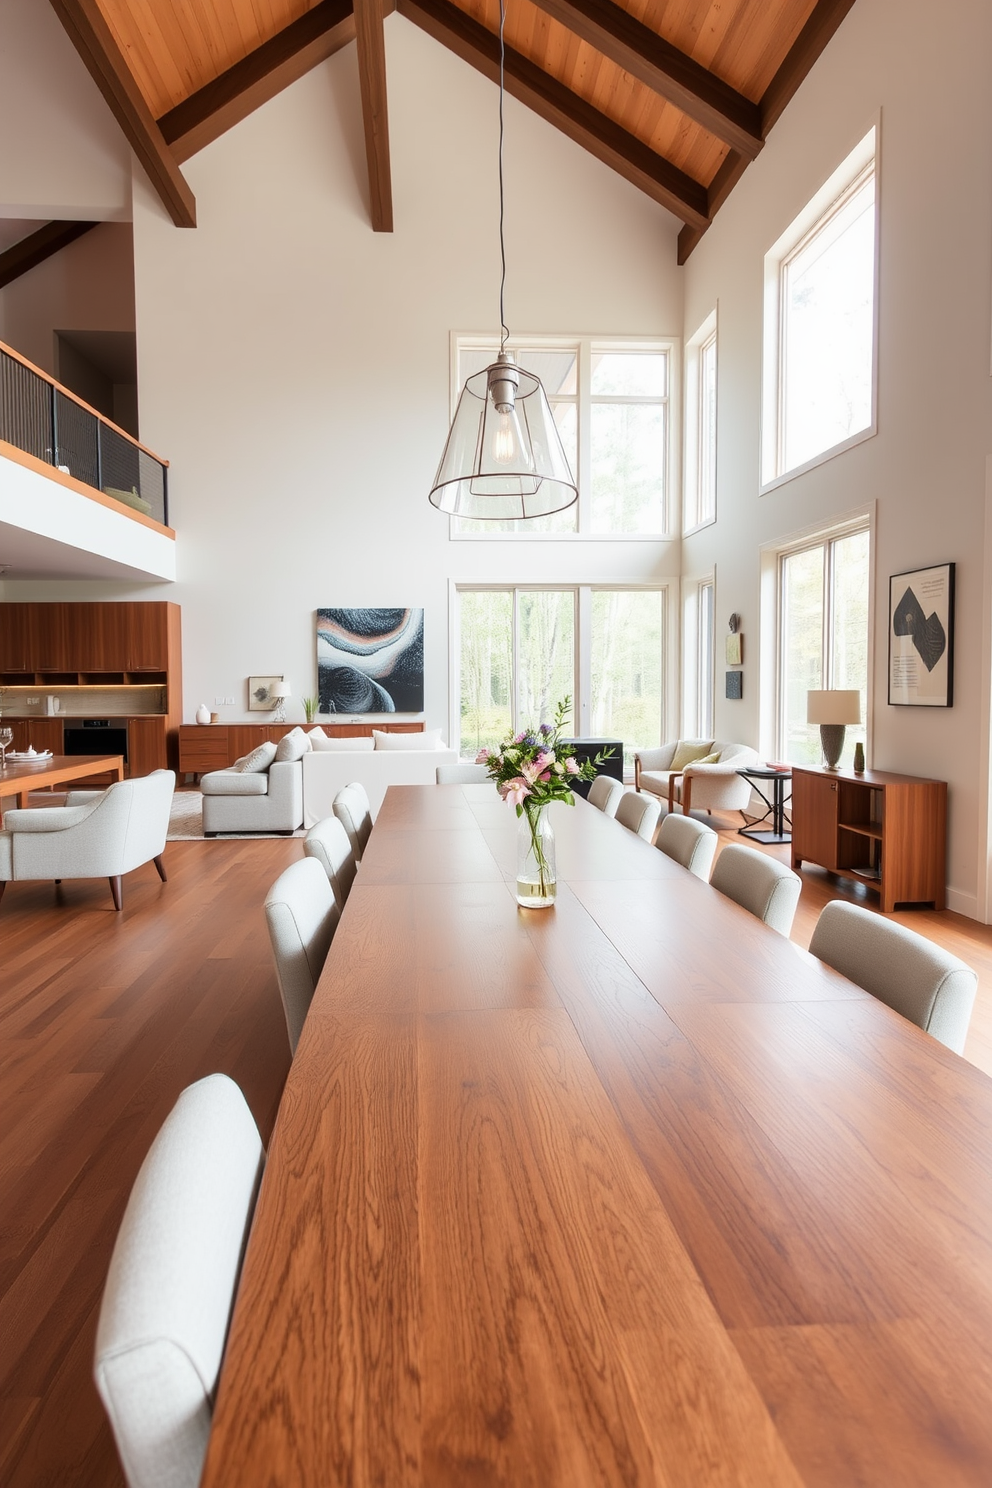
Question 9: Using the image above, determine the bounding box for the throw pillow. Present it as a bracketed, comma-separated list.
[308, 735, 375, 752]
[305, 726, 329, 744]
[691, 750, 722, 766]
[236, 740, 278, 773]
[373, 729, 444, 751]
[670, 740, 714, 771]
[274, 727, 311, 762]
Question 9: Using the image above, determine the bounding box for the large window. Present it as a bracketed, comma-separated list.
[457, 586, 665, 770]
[681, 576, 714, 739]
[762, 128, 877, 487]
[778, 526, 870, 767]
[451, 337, 674, 537]
[683, 313, 717, 532]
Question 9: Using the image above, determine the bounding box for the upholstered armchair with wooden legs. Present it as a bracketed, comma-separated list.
[634, 740, 761, 816]
[0, 770, 175, 911]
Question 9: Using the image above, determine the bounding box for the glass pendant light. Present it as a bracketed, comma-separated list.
[428, 0, 577, 520]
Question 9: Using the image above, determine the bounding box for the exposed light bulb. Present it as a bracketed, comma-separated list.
[493, 410, 518, 463]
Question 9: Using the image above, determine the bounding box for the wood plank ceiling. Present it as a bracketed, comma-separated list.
[44, 0, 857, 262]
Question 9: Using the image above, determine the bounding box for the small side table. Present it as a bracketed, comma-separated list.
[737, 767, 792, 844]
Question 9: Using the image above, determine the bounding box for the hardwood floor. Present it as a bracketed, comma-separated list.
[3, 815, 992, 1485]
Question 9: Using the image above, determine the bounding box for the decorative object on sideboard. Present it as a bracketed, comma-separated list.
[807, 689, 861, 770]
[426, 0, 576, 522]
[210, 711, 220, 724]
[316, 610, 424, 714]
[303, 695, 319, 724]
[271, 680, 291, 725]
[248, 676, 284, 712]
[195, 703, 211, 725]
[888, 562, 954, 707]
[853, 741, 866, 773]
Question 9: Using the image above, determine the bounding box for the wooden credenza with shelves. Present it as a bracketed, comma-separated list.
[178, 722, 423, 776]
[791, 766, 947, 912]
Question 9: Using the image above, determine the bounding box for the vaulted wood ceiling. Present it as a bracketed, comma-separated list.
[44, 0, 857, 263]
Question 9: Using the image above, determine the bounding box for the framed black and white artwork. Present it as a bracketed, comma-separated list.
[888, 563, 954, 707]
[316, 609, 424, 713]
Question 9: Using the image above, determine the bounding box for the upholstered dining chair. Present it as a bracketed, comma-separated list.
[332, 782, 373, 862]
[710, 844, 801, 935]
[614, 790, 662, 842]
[303, 815, 357, 913]
[809, 900, 978, 1054]
[656, 813, 718, 880]
[588, 775, 625, 817]
[94, 1073, 265, 1488]
[0, 769, 175, 911]
[264, 857, 339, 1053]
[436, 763, 488, 783]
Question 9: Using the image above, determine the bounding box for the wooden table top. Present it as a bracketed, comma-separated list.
[0, 754, 124, 806]
[202, 785, 992, 1488]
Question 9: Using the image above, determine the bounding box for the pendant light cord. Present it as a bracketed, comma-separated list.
[498, 0, 509, 355]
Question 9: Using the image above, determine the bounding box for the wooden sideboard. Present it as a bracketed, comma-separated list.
[791, 765, 946, 911]
[178, 722, 423, 776]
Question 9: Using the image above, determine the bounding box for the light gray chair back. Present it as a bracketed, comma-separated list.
[303, 815, 357, 912]
[436, 763, 488, 784]
[710, 843, 801, 935]
[657, 812, 717, 880]
[809, 900, 978, 1053]
[332, 782, 373, 861]
[94, 1074, 264, 1488]
[588, 775, 624, 817]
[615, 790, 661, 842]
[264, 857, 339, 1052]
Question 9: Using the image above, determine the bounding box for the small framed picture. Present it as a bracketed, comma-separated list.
[726, 671, 743, 700]
[725, 633, 742, 666]
[888, 564, 954, 707]
[248, 675, 283, 711]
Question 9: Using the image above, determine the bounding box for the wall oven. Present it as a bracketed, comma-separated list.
[63, 719, 129, 764]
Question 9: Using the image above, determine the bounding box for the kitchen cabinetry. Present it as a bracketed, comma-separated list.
[791, 766, 947, 912]
[128, 717, 169, 777]
[9, 720, 64, 755]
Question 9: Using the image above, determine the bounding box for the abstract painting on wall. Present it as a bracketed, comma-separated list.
[316, 609, 424, 713]
[888, 563, 954, 706]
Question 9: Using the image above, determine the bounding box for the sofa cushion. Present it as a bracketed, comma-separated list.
[274, 727, 311, 763]
[235, 741, 278, 774]
[308, 734, 375, 753]
[693, 751, 722, 765]
[373, 729, 443, 751]
[670, 740, 714, 771]
[201, 770, 269, 796]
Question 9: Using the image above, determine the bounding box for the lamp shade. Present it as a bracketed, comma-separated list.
[807, 689, 860, 725]
[429, 360, 578, 519]
[272, 681, 290, 700]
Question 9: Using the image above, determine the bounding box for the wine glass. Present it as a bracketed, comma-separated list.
[0, 726, 12, 769]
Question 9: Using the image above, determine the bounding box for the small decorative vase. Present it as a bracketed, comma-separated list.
[195, 703, 210, 725]
[516, 803, 556, 908]
[853, 741, 865, 773]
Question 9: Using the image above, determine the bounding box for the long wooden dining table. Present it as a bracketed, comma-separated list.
[202, 784, 992, 1487]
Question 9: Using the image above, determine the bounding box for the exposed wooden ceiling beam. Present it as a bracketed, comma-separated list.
[525, 0, 762, 159]
[0, 221, 98, 290]
[354, 0, 394, 230]
[677, 0, 859, 261]
[398, 0, 709, 229]
[47, 0, 196, 228]
[157, 0, 358, 164]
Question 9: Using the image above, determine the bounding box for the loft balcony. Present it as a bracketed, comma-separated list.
[0, 340, 175, 581]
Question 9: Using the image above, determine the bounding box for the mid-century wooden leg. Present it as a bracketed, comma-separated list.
[109, 876, 123, 911]
[55, 878, 61, 884]
[153, 855, 168, 882]
[0, 882, 5, 903]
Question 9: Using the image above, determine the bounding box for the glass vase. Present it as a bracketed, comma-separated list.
[516, 803, 557, 907]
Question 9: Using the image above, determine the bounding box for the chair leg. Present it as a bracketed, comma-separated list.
[0, 881, 5, 903]
[55, 878, 61, 884]
[109, 876, 123, 911]
[153, 855, 168, 882]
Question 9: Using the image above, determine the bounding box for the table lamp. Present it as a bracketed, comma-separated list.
[807, 690, 861, 770]
[271, 680, 291, 724]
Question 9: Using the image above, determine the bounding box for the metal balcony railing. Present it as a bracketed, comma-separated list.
[0, 340, 169, 527]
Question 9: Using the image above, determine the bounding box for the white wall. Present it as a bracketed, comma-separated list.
[682, 0, 992, 915]
[6, 18, 681, 736]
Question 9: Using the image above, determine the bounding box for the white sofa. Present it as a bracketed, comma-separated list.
[202, 759, 304, 835]
[634, 739, 761, 816]
[302, 747, 457, 826]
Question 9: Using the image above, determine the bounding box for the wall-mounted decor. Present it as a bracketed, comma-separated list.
[248, 675, 284, 711]
[725, 633, 742, 666]
[888, 563, 954, 707]
[316, 609, 424, 713]
[726, 671, 743, 700]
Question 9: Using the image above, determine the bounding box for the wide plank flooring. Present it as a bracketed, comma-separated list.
[4, 812, 992, 1485]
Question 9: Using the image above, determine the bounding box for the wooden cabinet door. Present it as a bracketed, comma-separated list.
[73, 603, 126, 671]
[34, 604, 71, 671]
[9, 719, 64, 754]
[0, 605, 33, 671]
[179, 726, 230, 774]
[125, 604, 169, 671]
[128, 718, 168, 776]
[791, 769, 839, 871]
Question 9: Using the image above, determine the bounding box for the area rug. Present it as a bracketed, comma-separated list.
[167, 790, 306, 841]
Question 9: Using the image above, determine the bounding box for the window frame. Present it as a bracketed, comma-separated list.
[683, 311, 717, 535]
[760, 123, 880, 493]
[448, 333, 679, 541]
[681, 572, 715, 739]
